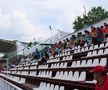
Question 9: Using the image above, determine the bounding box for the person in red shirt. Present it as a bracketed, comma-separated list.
[102, 23, 108, 39]
[89, 65, 108, 90]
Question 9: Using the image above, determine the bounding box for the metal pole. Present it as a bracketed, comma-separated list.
[83, 5, 86, 15]
[51, 29, 52, 44]
[49, 26, 52, 44]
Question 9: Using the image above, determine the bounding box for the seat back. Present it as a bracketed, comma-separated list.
[60, 86, 64, 90]
[99, 58, 107, 66]
[86, 60, 92, 67]
[54, 85, 59, 90]
[78, 71, 86, 81]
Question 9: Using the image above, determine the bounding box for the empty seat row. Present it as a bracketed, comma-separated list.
[10, 76, 25, 83]
[87, 48, 108, 57]
[38, 71, 52, 78]
[57, 52, 70, 57]
[51, 62, 67, 68]
[34, 82, 64, 90]
[23, 66, 29, 70]
[9, 67, 17, 70]
[62, 55, 73, 61]
[21, 71, 29, 75]
[38, 64, 48, 69]
[54, 71, 86, 81]
[48, 55, 72, 63]
[71, 58, 107, 67]
[12, 71, 29, 75]
[47, 58, 60, 63]
[62, 48, 71, 53]
[29, 71, 37, 76]
[74, 42, 108, 54]
[30, 66, 37, 69]
[17, 67, 23, 70]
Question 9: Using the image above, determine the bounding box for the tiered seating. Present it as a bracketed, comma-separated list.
[1, 41, 108, 90]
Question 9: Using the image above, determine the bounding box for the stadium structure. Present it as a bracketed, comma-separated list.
[0, 17, 108, 90]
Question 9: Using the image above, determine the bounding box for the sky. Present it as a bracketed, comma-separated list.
[0, 0, 108, 42]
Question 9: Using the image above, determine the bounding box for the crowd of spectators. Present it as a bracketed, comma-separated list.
[16, 23, 108, 65]
[2, 23, 108, 70]
[48, 23, 108, 57]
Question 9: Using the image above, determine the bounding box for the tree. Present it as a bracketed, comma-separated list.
[73, 6, 108, 31]
[73, 16, 84, 31]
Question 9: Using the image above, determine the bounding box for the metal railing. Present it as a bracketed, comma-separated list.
[0, 78, 22, 90]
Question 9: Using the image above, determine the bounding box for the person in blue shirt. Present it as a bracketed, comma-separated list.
[34, 49, 40, 60]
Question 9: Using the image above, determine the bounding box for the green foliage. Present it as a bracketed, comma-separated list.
[2, 54, 8, 58]
[27, 41, 38, 49]
[73, 6, 108, 31]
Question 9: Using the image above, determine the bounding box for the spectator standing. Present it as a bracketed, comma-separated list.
[90, 65, 108, 90]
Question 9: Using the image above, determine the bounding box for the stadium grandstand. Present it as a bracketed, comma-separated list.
[1, 1, 108, 90]
[0, 17, 108, 90]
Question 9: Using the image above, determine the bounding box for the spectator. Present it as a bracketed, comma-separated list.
[89, 65, 108, 90]
[58, 41, 64, 50]
[63, 39, 67, 49]
[54, 46, 60, 55]
[75, 32, 82, 46]
[45, 52, 49, 59]
[39, 56, 47, 65]
[80, 34, 86, 47]
[71, 35, 77, 42]
[34, 49, 41, 60]
[97, 27, 104, 43]
[103, 23, 108, 39]
[84, 30, 91, 45]
[91, 26, 99, 45]
[69, 38, 74, 48]
[66, 38, 71, 48]
[100, 26, 104, 30]
[50, 45, 55, 57]
[40, 50, 45, 58]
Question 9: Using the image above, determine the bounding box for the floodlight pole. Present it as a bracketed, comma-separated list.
[49, 26, 52, 44]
